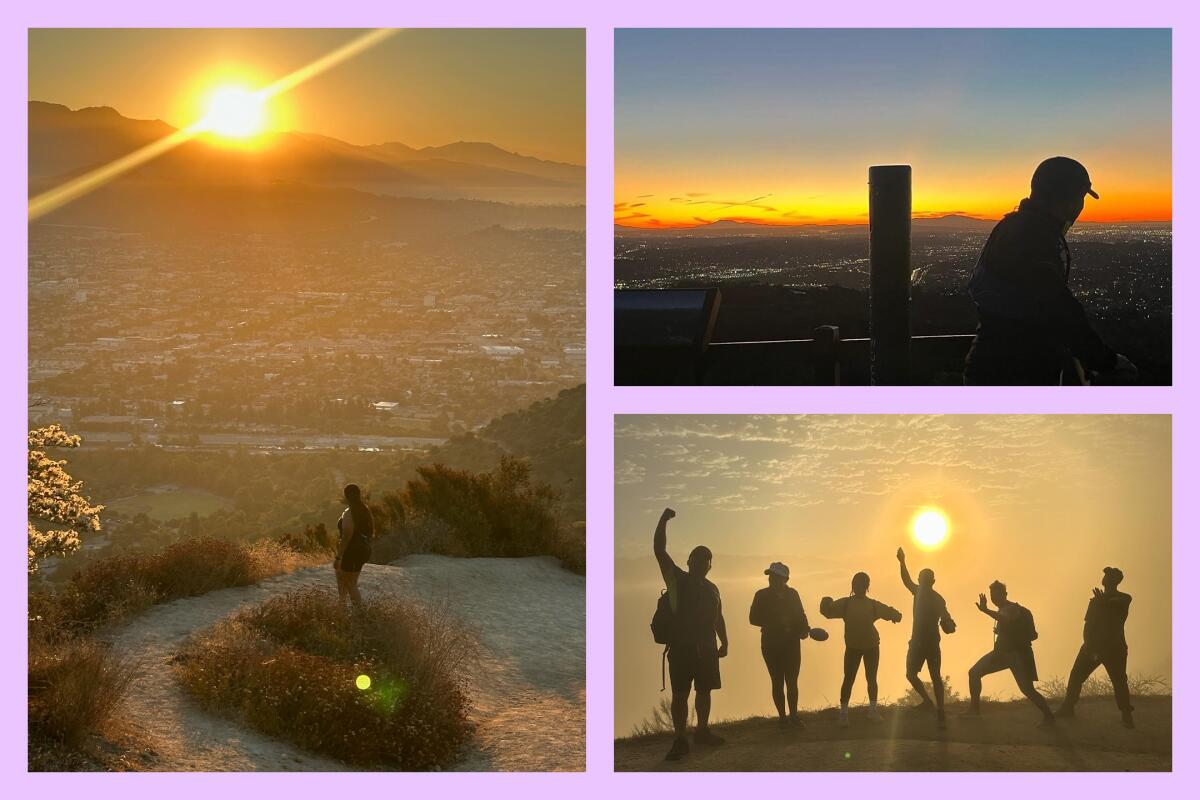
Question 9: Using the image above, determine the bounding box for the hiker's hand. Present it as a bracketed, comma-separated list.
[717, 642, 728, 658]
[977, 593, 988, 611]
[896, 547, 905, 563]
[661, 508, 676, 521]
[1093, 587, 1103, 599]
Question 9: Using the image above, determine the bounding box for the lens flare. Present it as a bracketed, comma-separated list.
[356, 674, 372, 691]
[910, 507, 950, 550]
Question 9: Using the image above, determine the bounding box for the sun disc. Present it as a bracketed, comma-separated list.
[202, 86, 267, 138]
[910, 507, 950, 550]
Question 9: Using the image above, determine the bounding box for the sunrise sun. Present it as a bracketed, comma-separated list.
[200, 85, 268, 139]
[910, 507, 950, 551]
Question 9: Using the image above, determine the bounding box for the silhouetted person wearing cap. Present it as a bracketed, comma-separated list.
[966, 580, 1055, 727]
[750, 562, 811, 727]
[897, 547, 956, 728]
[821, 571, 902, 727]
[965, 156, 1138, 385]
[653, 507, 729, 761]
[1057, 567, 1135, 728]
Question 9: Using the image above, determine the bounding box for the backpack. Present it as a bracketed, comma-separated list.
[651, 589, 675, 691]
[651, 589, 675, 645]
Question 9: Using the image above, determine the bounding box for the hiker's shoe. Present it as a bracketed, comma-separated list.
[664, 737, 690, 761]
[960, 707, 982, 719]
[1037, 715, 1056, 729]
[694, 729, 726, 747]
[777, 716, 789, 729]
[936, 711, 947, 730]
[789, 712, 805, 730]
[911, 700, 935, 714]
[838, 710, 850, 728]
[1122, 713, 1135, 729]
[1055, 705, 1075, 719]
[866, 707, 883, 723]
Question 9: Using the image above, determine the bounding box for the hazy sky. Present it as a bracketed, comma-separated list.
[29, 28, 585, 163]
[614, 415, 1171, 733]
[616, 29, 1171, 226]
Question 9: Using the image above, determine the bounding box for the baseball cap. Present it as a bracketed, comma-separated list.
[1032, 156, 1099, 200]
[765, 561, 790, 579]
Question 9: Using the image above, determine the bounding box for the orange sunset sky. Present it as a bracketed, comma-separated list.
[616, 30, 1171, 228]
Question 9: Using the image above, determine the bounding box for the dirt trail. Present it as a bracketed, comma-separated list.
[102, 555, 585, 771]
[615, 696, 1171, 771]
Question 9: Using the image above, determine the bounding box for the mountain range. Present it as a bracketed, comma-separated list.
[28, 101, 584, 234]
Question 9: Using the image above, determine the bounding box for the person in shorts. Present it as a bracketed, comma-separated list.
[821, 572, 902, 727]
[653, 507, 728, 761]
[897, 547, 956, 727]
[966, 580, 1055, 727]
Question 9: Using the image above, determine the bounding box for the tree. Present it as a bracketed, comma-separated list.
[27, 425, 103, 573]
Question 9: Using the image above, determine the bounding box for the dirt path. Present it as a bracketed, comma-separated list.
[102, 555, 585, 771]
[615, 696, 1171, 771]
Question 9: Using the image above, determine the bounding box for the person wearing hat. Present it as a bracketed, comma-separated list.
[749, 561, 827, 728]
[897, 547, 956, 728]
[820, 572, 903, 727]
[964, 156, 1138, 385]
[653, 507, 729, 761]
[1057, 567, 1135, 728]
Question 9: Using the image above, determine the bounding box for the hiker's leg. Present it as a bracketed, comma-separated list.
[864, 646, 880, 704]
[671, 689, 690, 737]
[1062, 645, 1099, 712]
[335, 568, 349, 606]
[906, 645, 932, 705]
[1015, 674, 1053, 718]
[763, 648, 786, 717]
[841, 649, 862, 705]
[785, 644, 800, 716]
[1102, 648, 1132, 714]
[694, 689, 712, 732]
[969, 652, 1005, 711]
[928, 648, 945, 710]
[346, 571, 364, 609]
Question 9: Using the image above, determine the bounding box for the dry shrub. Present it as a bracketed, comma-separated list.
[176, 587, 476, 769]
[1039, 672, 1171, 699]
[28, 636, 136, 746]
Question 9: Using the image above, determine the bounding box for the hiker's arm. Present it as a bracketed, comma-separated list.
[749, 591, 766, 628]
[1016, 247, 1118, 373]
[820, 596, 845, 619]
[898, 548, 917, 595]
[795, 597, 811, 638]
[941, 604, 956, 634]
[653, 508, 677, 582]
[716, 599, 729, 657]
[335, 511, 352, 561]
[976, 593, 999, 620]
[877, 601, 903, 624]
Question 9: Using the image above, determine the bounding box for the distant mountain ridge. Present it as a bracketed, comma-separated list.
[29, 101, 583, 204]
[28, 101, 584, 233]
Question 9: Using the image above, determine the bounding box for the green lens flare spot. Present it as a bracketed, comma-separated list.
[356, 674, 372, 691]
[844, 752, 851, 760]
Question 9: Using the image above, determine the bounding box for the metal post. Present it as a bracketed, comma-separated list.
[868, 165, 912, 385]
[813, 325, 841, 385]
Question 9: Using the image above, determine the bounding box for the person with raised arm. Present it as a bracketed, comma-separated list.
[897, 547, 956, 728]
[1057, 567, 1135, 728]
[653, 507, 728, 761]
[965, 580, 1055, 727]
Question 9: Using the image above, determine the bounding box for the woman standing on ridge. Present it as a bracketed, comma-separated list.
[335, 483, 374, 610]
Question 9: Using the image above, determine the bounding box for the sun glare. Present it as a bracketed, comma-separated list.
[910, 507, 950, 550]
[201, 85, 268, 139]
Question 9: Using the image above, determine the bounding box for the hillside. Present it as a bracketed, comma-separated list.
[614, 696, 1171, 772]
[89, 555, 584, 771]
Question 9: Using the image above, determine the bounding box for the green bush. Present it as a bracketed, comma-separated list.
[177, 587, 476, 769]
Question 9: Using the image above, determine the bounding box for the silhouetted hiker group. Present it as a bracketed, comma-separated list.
[965, 156, 1138, 386]
[651, 508, 1136, 762]
[334, 482, 374, 610]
